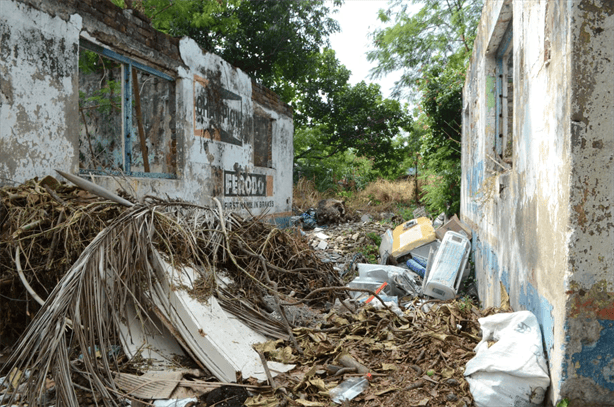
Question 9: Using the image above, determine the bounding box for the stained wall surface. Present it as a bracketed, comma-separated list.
[0, 1, 82, 181]
[462, 0, 614, 405]
[0, 0, 293, 223]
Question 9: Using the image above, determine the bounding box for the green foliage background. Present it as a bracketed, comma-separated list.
[369, 0, 482, 216]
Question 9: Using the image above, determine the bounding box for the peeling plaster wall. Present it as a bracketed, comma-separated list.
[463, 0, 614, 404]
[462, 0, 572, 403]
[1, 0, 293, 223]
[0, 1, 81, 182]
[563, 1, 614, 405]
[95, 38, 293, 220]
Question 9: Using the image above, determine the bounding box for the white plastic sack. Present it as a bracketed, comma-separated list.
[464, 310, 550, 407]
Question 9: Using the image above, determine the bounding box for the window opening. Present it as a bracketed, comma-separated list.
[495, 24, 513, 165]
[78, 39, 176, 179]
[253, 114, 273, 168]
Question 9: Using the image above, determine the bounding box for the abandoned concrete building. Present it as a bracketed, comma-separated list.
[0, 0, 294, 224]
[462, 0, 614, 404]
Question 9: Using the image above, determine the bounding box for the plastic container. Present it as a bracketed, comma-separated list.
[329, 375, 371, 404]
[347, 264, 419, 298]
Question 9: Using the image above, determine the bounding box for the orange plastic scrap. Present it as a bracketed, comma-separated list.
[364, 282, 388, 304]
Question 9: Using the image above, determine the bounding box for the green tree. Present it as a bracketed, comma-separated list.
[416, 60, 464, 216]
[293, 126, 375, 191]
[133, 0, 341, 101]
[290, 49, 412, 182]
[368, 0, 482, 215]
[368, 0, 482, 99]
[295, 79, 412, 176]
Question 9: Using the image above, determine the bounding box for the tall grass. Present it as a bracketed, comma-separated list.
[293, 177, 424, 214]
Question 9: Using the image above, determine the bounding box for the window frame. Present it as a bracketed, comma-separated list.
[78, 39, 177, 179]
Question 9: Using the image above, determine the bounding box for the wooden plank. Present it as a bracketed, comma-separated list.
[131, 67, 150, 173]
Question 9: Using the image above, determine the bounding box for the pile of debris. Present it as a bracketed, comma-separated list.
[0, 174, 344, 406]
[0, 175, 549, 407]
[303, 220, 390, 273]
[253, 300, 501, 407]
[292, 199, 357, 231]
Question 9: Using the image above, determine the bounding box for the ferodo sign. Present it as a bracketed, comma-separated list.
[224, 171, 267, 197]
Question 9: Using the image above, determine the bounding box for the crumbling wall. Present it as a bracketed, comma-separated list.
[462, 0, 572, 403]
[0, 1, 82, 182]
[1, 0, 293, 223]
[563, 1, 614, 404]
[463, 0, 614, 404]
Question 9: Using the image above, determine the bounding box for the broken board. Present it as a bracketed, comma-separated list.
[150, 252, 295, 382]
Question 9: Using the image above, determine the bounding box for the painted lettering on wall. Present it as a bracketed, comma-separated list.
[223, 201, 275, 211]
[194, 75, 244, 146]
[224, 171, 267, 197]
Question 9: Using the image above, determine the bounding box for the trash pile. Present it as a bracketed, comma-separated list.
[304, 220, 391, 274]
[0, 174, 343, 406]
[292, 199, 356, 231]
[252, 300, 490, 407]
[0, 175, 551, 406]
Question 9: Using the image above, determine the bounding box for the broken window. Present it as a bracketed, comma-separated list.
[78, 40, 177, 178]
[253, 114, 273, 168]
[495, 24, 513, 166]
[78, 50, 123, 171]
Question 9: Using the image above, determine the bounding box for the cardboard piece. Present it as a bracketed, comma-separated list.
[435, 214, 472, 240]
[114, 371, 183, 400]
[391, 217, 436, 259]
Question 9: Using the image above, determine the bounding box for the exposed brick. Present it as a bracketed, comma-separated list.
[132, 9, 151, 24]
[103, 15, 114, 26]
[137, 27, 154, 39]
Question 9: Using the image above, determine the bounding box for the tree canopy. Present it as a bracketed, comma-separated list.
[366, 0, 483, 215]
[132, 0, 341, 101]
[368, 0, 482, 99]
[291, 49, 412, 177]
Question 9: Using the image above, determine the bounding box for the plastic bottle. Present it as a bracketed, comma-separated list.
[329, 374, 371, 404]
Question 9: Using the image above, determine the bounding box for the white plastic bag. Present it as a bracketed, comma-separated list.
[464, 310, 550, 407]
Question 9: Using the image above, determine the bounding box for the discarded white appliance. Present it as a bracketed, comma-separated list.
[347, 263, 420, 298]
[422, 231, 470, 300]
[409, 240, 441, 264]
[144, 252, 295, 383]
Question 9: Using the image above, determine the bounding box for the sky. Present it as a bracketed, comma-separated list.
[329, 0, 402, 100]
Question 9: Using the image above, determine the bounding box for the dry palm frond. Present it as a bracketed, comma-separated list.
[0, 177, 125, 339]
[1, 180, 344, 406]
[2, 202, 228, 407]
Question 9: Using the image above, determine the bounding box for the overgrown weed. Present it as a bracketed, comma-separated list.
[293, 176, 427, 218]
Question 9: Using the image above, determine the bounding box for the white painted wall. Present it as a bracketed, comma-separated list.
[0, 1, 82, 183]
[1, 0, 293, 222]
[463, 0, 614, 404]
